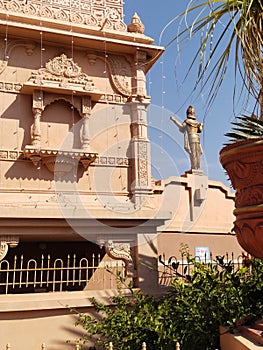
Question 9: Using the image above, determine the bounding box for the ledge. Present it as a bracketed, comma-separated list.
[23, 146, 97, 173]
[220, 326, 263, 350]
[0, 289, 134, 313]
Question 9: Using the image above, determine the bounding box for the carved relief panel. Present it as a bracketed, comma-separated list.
[22, 54, 100, 175]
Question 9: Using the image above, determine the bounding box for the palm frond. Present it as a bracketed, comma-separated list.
[173, 0, 263, 115]
[224, 115, 263, 144]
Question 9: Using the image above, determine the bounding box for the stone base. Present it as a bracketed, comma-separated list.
[184, 169, 204, 176]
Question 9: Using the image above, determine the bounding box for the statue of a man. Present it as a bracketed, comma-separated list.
[170, 105, 203, 170]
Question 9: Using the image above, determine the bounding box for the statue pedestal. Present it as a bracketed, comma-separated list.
[185, 169, 203, 175]
[181, 170, 208, 222]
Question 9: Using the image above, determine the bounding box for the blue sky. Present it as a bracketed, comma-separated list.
[123, 1, 253, 187]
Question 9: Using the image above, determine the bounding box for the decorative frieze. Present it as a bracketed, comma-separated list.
[0, 0, 126, 32]
[0, 80, 132, 105]
[137, 142, 148, 186]
[94, 156, 130, 167]
[0, 82, 23, 93]
[0, 149, 130, 167]
[99, 94, 129, 103]
[0, 79, 130, 103]
[0, 150, 23, 160]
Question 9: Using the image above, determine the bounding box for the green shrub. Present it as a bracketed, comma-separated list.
[74, 252, 263, 350]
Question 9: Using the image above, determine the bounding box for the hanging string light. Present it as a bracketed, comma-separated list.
[39, 0, 44, 69]
[0, 10, 9, 153]
[0, 10, 9, 186]
[153, 55, 166, 177]
[113, 106, 125, 191]
[39, 0, 44, 150]
[148, 68, 152, 100]
[36, 0, 44, 198]
[103, 31, 109, 157]
[69, 5, 77, 182]
[160, 54, 166, 157]
[4, 11, 9, 61]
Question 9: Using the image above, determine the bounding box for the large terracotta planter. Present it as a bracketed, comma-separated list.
[220, 138, 263, 259]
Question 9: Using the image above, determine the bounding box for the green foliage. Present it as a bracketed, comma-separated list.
[75, 254, 263, 350]
[164, 254, 263, 349]
[75, 274, 170, 350]
[224, 115, 263, 143]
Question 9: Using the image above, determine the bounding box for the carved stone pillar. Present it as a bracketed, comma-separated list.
[31, 108, 42, 147]
[31, 90, 44, 147]
[130, 102, 152, 207]
[0, 236, 19, 261]
[135, 50, 147, 98]
[81, 113, 91, 151]
[81, 96, 92, 151]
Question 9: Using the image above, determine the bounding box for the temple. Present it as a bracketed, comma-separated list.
[0, 1, 241, 348]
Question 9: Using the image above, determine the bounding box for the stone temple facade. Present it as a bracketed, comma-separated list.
[0, 0, 240, 348]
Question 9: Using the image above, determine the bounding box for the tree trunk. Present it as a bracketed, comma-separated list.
[260, 89, 263, 121]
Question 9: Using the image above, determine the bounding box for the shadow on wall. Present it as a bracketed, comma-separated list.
[3, 97, 88, 181]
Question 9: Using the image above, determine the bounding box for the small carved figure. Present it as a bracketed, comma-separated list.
[170, 105, 203, 170]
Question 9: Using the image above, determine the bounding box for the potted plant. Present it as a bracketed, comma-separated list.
[173, 0, 263, 259]
[220, 116, 263, 260]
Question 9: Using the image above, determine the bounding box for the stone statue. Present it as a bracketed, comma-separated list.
[170, 105, 203, 170]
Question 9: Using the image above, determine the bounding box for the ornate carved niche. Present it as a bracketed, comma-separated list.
[107, 54, 132, 97]
[86, 52, 133, 97]
[22, 54, 102, 176]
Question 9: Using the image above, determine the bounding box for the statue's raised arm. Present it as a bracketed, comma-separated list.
[170, 115, 184, 132]
[170, 105, 203, 170]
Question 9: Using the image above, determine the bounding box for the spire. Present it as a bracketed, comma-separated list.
[127, 12, 145, 34]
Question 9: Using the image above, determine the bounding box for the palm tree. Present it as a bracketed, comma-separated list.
[169, 0, 263, 120]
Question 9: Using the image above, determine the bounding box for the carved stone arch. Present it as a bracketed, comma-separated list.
[24, 89, 97, 174]
[40, 96, 83, 152]
[42, 93, 83, 117]
[0, 38, 37, 74]
[22, 54, 100, 174]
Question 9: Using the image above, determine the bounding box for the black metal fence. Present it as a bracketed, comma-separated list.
[158, 251, 251, 286]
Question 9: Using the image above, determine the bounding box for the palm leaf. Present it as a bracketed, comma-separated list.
[172, 0, 263, 116]
[224, 115, 263, 144]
